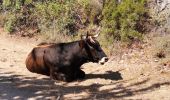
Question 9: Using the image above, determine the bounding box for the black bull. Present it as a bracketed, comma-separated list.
[25, 34, 108, 82]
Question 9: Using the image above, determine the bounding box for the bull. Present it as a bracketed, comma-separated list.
[25, 31, 108, 82]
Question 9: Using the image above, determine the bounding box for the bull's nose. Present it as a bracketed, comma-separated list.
[99, 57, 109, 65]
[100, 62, 104, 65]
[105, 57, 109, 62]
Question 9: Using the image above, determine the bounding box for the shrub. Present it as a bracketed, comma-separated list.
[4, 12, 17, 33]
[1, 0, 79, 38]
[0, 0, 149, 46]
[78, 0, 103, 25]
[1, 0, 36, 34]
[34, 0, 79, 41]
[101, 0, 147, 43]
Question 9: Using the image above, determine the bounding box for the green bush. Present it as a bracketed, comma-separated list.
[34, 0, 78, 40]
[1, 0, 78, 37]
[0, 0, 149, 46]
[101, 0, 147, 43]
[4, 13, 17, 32]
[78, 0, 103, 25]
[1, 0, 35, 33]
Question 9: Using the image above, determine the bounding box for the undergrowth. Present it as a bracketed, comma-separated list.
[0, 0, 149, 54]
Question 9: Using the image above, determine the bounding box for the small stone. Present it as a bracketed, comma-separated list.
[2, 48, 6, 50]
[0, 58, 7, 62]
[154, 59, 159, 62]
[10, 65, 14, 67]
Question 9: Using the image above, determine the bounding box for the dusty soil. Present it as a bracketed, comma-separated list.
[0, 29, 170, 100]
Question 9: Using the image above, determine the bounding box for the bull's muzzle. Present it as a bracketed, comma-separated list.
[99, 57, 109, 65]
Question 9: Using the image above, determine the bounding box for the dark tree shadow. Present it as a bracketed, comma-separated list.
[0, 71, 170, 100]
[86, 71, 123, 80]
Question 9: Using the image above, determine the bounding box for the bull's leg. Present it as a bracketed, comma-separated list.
[49, 67, 57, 80]
[49, 69, 68, 81]
[49, 66, 75, 82]
[56, 73, 75, 82]
[52, 70, 75, 82]
[75, 69, 85, 79]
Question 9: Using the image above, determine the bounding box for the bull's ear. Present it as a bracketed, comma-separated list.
[86, 31, 96, 43]
[92, 26, 100, 38]
[92, 32, 99, 38]
[86, 31, 91, 38]
[79, 40, 84, 49]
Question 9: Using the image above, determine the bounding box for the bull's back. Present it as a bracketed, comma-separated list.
[25, 47, 49, 76]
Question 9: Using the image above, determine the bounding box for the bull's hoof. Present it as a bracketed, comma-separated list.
[64, 78, 74, 82]
[55, 73, 74, 82]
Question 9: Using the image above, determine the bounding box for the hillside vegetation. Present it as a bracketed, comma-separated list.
[0, 0, 147, 43]
[0, 0, 169, 59]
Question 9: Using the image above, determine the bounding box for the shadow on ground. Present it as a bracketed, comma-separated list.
[0, 71, 170, 100]
[86, 71, 123, 80]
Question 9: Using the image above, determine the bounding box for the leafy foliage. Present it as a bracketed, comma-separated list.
[0, 0, 148, 44]
[101, 0, 147, 42]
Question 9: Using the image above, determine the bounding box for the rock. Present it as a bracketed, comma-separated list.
[10, 65, 14, 67]
[150, 0, 170, 34]
[154, 59, 159, 62]
[0, 58, 7, 62]
[156, 0, 170, 12]
[2, 48, 6, 50]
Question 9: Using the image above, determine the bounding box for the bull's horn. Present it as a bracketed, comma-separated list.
[93, 32, 100, 38]
[93, 26, 101, 38]
[89, 36, 95, 43]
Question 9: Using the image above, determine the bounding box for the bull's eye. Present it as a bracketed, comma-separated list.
[97, 47, 102, 52]
[89, 43, 102, 52]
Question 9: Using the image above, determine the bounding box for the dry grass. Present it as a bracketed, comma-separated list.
[0, 14, 6, 27]
[39, 30, 73, 43]
[148, 34, 170, 63]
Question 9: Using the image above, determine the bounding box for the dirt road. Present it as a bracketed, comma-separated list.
[0, 31, 170, 100]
